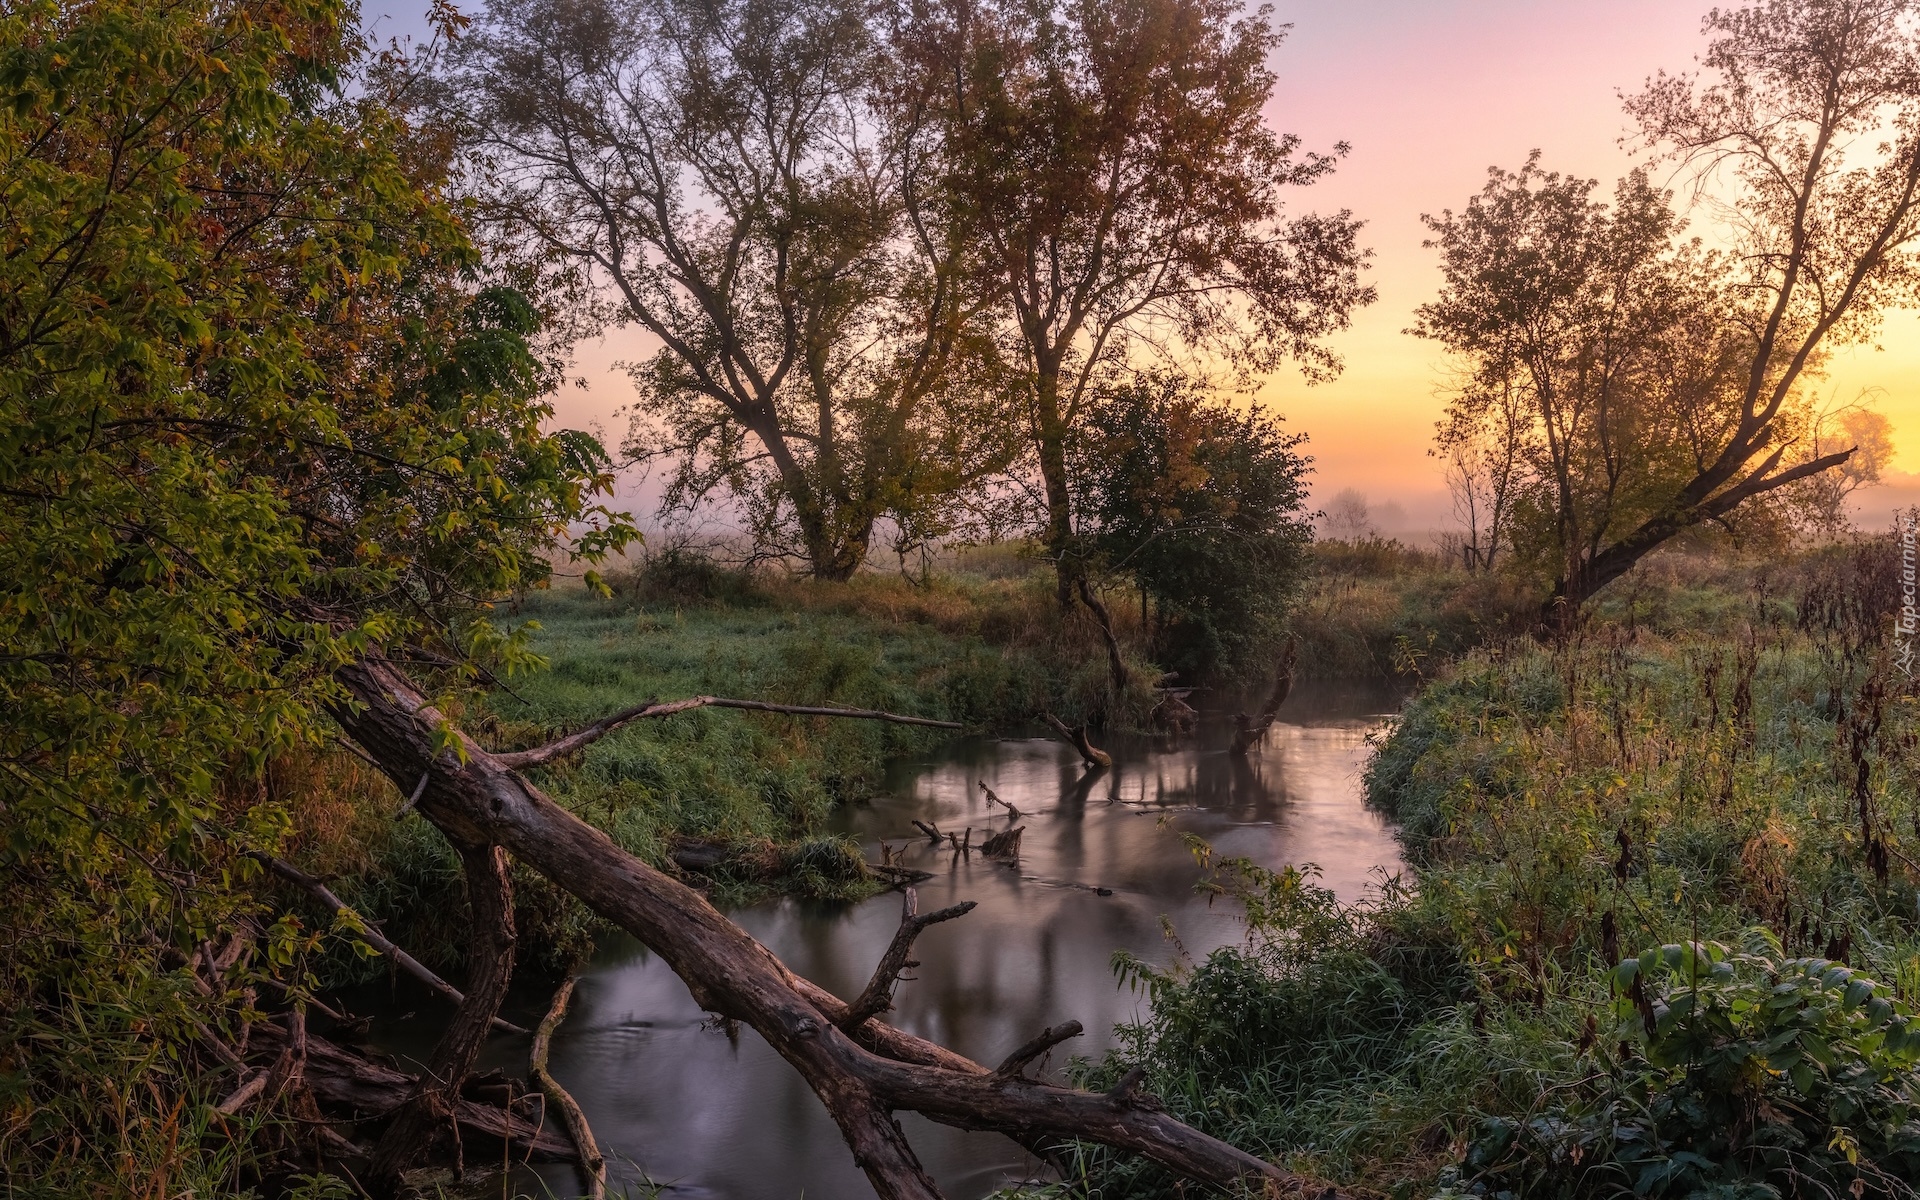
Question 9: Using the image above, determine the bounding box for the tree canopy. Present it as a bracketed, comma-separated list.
[0, 0, 629, 1184]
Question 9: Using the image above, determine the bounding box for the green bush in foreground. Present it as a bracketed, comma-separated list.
[1044, 545, 1920, 1198]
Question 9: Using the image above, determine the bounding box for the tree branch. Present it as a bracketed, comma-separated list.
[995, 1021, 1084, 1078]
[844, 889, 978, 1029]
[531, 977, 607, 1200]
[496, 697, 963, 769]
[257, 854, 528, 1036]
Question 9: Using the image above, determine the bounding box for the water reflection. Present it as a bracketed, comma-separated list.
[387, 679, 1403, 1199]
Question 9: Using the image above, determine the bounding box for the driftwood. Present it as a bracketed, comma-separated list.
[979, 781, 1018, 821]
[979, 826, 1024, 860]
[1152, 687, 1199, 735]
[497, 696, 961, 769]
[530, 978, 607, 1200]
[260, 854, 528, 1037]
[1229, 637, 1299, 756]
[1040, 712, 1112, 769]
[911, 819, 944, 842]
[330, 654, 1342, 1200]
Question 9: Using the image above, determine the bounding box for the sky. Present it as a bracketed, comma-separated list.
[368, 0, 1920, 534]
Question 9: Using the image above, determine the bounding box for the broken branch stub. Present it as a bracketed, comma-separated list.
[1230, 636, 1299, 756]
[845, 889, 978, 1029]
[331, 655, 1339, 1200]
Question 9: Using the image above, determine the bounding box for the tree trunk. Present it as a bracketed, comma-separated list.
[328, 656, 1323, 1200]
[368, 839, 517, 1185]
[1032, 368, 1076, 610]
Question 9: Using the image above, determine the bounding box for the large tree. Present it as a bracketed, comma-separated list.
[0, 0, 632, 1185]
[911, 0, 1372, 603]
[1416, 161, 1760, 606]
[450, 0, 1017, 578]
[1425, 0, 1920, 622]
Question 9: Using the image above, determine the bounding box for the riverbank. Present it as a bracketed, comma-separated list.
[1049, 537, 1920, 1199]
[287, 543, 1493, 985]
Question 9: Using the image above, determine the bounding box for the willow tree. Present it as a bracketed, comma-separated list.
[910, 0, 1372, 603]
[1422, 0, 1920, 623]
[450, 0, 1017, 578]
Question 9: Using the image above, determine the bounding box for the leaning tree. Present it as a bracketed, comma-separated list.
[1421, 0, 1920, 623]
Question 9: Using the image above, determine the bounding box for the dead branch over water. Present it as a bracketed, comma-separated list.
[329, 654, 1332, 1200]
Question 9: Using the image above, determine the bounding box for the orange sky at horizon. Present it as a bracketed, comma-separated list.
[377, 0, 1920, 530]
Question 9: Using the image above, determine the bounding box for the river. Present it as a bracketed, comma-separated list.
[367, 678, 1405, 1199]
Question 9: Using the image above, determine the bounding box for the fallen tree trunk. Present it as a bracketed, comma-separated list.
[330, 655, 1338, 1200]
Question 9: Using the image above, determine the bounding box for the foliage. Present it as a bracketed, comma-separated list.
[904, 0, 1373, 573]
[1423, 0, 1920, 617]
[0, 0, 629, 1188]
[451, 0, 1020, 579]
[1070, 373, 1315, 682]
[1043, 542, 1920, 1198]
[1466, 933, 1920, 1198]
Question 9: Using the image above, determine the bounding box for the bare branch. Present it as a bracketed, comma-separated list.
[531, 978, 607, 1200]
[844, 888, 978, 1029]
[496, 696, 962, 769]
[995, 1021, 1084, 1078]
[257, 854, 528, 1036]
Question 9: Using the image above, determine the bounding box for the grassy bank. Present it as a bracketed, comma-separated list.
[283, 540, 1526, 982]
[286, 553, 1157, 980]
[1046, 539, 1920, 1199]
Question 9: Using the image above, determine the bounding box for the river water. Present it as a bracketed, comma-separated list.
[369, 679, 1404, 1199]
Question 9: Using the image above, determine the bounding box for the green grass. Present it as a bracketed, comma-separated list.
[295, 556, 1134, 980]
[1042, 538, 1920, 1199]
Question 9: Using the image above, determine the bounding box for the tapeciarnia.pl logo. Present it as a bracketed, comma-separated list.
[1899, 508, 1918, 680]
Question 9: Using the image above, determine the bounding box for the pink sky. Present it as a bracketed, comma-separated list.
[376, 0, 1920, 532]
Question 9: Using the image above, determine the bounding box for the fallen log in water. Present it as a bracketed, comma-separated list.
[331, 654, 1349, 1200]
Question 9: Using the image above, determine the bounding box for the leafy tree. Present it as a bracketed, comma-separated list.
[0, 0, 628, 1185]
[1416, 161, 1760, 609]
[1072, 373, 1313, 682]
[449, 0, 1018, 579]
[1424, 0, 1920, 623]
[1794, 401, 1894, 535]
[909, 0, 1373, 604]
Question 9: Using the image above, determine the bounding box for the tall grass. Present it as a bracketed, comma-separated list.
[1042, 538, 1920, 1199]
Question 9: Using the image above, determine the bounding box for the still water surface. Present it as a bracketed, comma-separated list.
[373, 679, 1404, 1199]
